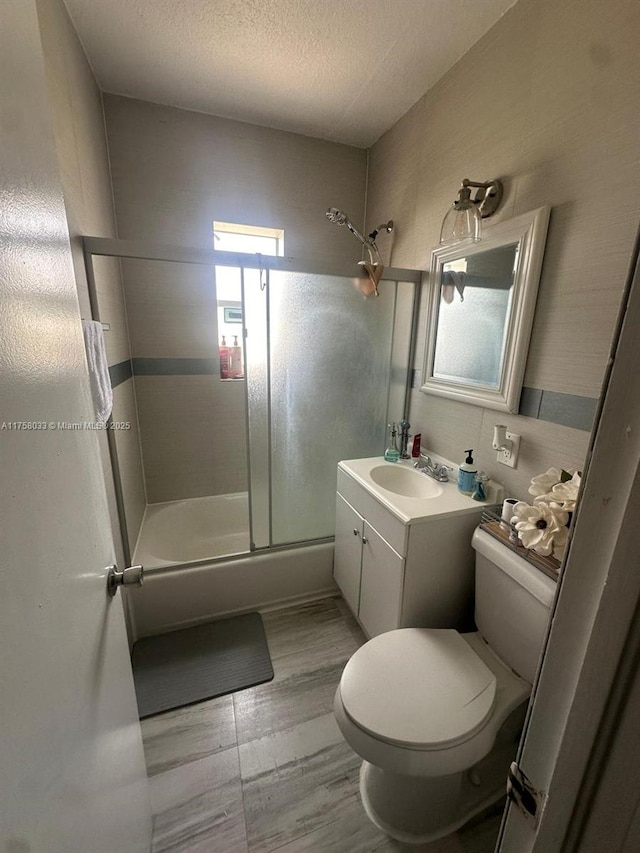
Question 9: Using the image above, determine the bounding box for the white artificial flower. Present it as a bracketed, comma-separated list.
[512, 501, 569, 557]
[528, 468, 562, 499]
[552, 526, 570, 562]
[549, 471, 581, 512]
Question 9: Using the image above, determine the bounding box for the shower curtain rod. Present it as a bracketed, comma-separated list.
[82, 236, 422, 283]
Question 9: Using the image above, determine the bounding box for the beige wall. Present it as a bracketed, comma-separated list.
[37, 0, 146, 555]
[103, 94, 368, 260]
[366, 0, 640, 497]
[104, 95, 368, 502]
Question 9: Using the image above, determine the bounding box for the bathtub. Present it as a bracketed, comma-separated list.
[133, 493, 251, 569]
[127, 493, 337, 640]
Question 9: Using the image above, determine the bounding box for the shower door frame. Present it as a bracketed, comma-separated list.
[83, 236, 422, 570]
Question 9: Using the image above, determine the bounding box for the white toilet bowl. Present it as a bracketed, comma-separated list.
[333, 528, 557, 843]
[334, 628, 530, 843]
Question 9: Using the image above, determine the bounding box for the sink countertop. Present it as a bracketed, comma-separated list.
[338, 455, 484, 525]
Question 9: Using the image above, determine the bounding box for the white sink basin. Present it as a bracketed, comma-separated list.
[338, 457, 481, 525]
[369, 464, 443, 499]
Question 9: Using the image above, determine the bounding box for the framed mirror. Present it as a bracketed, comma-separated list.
[421, 206, 550, 412]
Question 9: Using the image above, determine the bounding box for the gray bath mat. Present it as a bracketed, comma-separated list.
[132, 612, 274, 718]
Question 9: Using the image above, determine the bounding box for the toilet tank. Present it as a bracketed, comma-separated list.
[471, 528, 557, 684]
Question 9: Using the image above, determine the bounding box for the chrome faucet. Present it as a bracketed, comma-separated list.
[414, 454, 452, 482]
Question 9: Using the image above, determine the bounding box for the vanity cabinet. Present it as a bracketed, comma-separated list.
[335, 493, 404, 637]
[334, 466, 483, 638]
[334, 494, 366, 616]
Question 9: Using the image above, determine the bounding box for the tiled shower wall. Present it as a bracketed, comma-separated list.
[37, 0, 146, 558]
[103, 95, 368, 504]
[121, 259, 247, 503]
[365, 0, 640, 498]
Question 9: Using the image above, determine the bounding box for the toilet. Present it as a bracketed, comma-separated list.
[334, 527, 556, 844]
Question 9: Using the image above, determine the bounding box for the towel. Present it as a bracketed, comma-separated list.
[82, 320, 113, 424]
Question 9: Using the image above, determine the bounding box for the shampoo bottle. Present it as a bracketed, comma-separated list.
[457, 449, 477, 495]
[229, 335, 243, 378]
[219, 336, 230, 379]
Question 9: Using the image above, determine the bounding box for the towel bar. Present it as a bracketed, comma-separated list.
[82, 319, 111, 331]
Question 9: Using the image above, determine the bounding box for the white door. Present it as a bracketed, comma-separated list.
[0, 3, 151, 851]
[497, 241, 640, 851]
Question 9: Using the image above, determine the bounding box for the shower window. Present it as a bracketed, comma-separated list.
[213, 221, 284, 256]
[213, 221, 284, 379]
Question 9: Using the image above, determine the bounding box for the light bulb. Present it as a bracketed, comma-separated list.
[439, 201, 481, 245]
[439, 184, 482, 246]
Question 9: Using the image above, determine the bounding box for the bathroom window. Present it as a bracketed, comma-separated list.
[213, 221, 284, 379]
[213, 221, 284, 257]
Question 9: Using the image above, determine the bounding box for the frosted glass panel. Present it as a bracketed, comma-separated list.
[269, 272, 397, 545]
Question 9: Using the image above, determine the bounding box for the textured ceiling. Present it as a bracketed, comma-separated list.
[64, 0, 517, 148]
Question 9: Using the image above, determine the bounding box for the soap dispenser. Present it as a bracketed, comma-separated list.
[384, 423, 400, 463]
[458, 449, 477, 495]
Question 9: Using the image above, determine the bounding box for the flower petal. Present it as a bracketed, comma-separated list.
[512, 502, 540, 524]
[528, 468, 561, 497]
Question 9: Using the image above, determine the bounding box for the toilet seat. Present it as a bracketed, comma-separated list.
[335, 629, 531, 778]
[340, 629, 496, 750]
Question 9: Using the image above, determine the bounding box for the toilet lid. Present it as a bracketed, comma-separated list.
[340, 629, 497, 749]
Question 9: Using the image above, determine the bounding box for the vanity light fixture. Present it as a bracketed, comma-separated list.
[439, 178, 504, 246]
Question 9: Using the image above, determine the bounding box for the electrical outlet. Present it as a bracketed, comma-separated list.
[497, 432, 520, 468]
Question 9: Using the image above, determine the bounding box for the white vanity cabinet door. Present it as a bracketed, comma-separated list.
[334, 493, 364, 616]
[358, 521, 405, 638]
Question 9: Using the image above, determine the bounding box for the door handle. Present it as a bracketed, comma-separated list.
[107, 564, 144, 597]
[361, 537, 368, 545]
[353, 528, 359, 536]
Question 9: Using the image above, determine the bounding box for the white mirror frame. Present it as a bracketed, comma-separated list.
[421, 206, 550, 413]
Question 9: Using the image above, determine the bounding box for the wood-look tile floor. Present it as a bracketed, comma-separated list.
[141, 597, 502, 853]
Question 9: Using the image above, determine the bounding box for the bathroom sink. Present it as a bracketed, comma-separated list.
[338, 457, 481, 525]
[369, 464, 443, 499]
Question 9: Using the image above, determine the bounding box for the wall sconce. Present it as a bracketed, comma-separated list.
[439, 178, 504, 245]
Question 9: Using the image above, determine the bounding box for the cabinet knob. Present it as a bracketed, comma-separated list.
[362, 537, 368, 544]
[353, 528, 359, 536]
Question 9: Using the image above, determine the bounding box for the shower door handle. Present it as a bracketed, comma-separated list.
[106, 563, 144, 597]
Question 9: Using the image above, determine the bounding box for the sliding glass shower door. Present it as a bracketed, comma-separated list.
[245, 269, 415, 549]
[84, 236, 418, 567]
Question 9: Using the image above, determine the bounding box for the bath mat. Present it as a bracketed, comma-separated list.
[131, 612, 274, 718]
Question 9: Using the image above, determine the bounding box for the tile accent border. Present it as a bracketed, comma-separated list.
[109, 359, 132, 389]
[411, 371, 597, 432]
[108, 358, 221, 388]
[132, 357, 217, 376]
[519, 386, 598, 432]
[112, 360, 596, 432]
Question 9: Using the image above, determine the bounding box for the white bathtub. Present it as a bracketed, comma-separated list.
[133, 493, 250, 569]
[128, 493, 337, 640]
